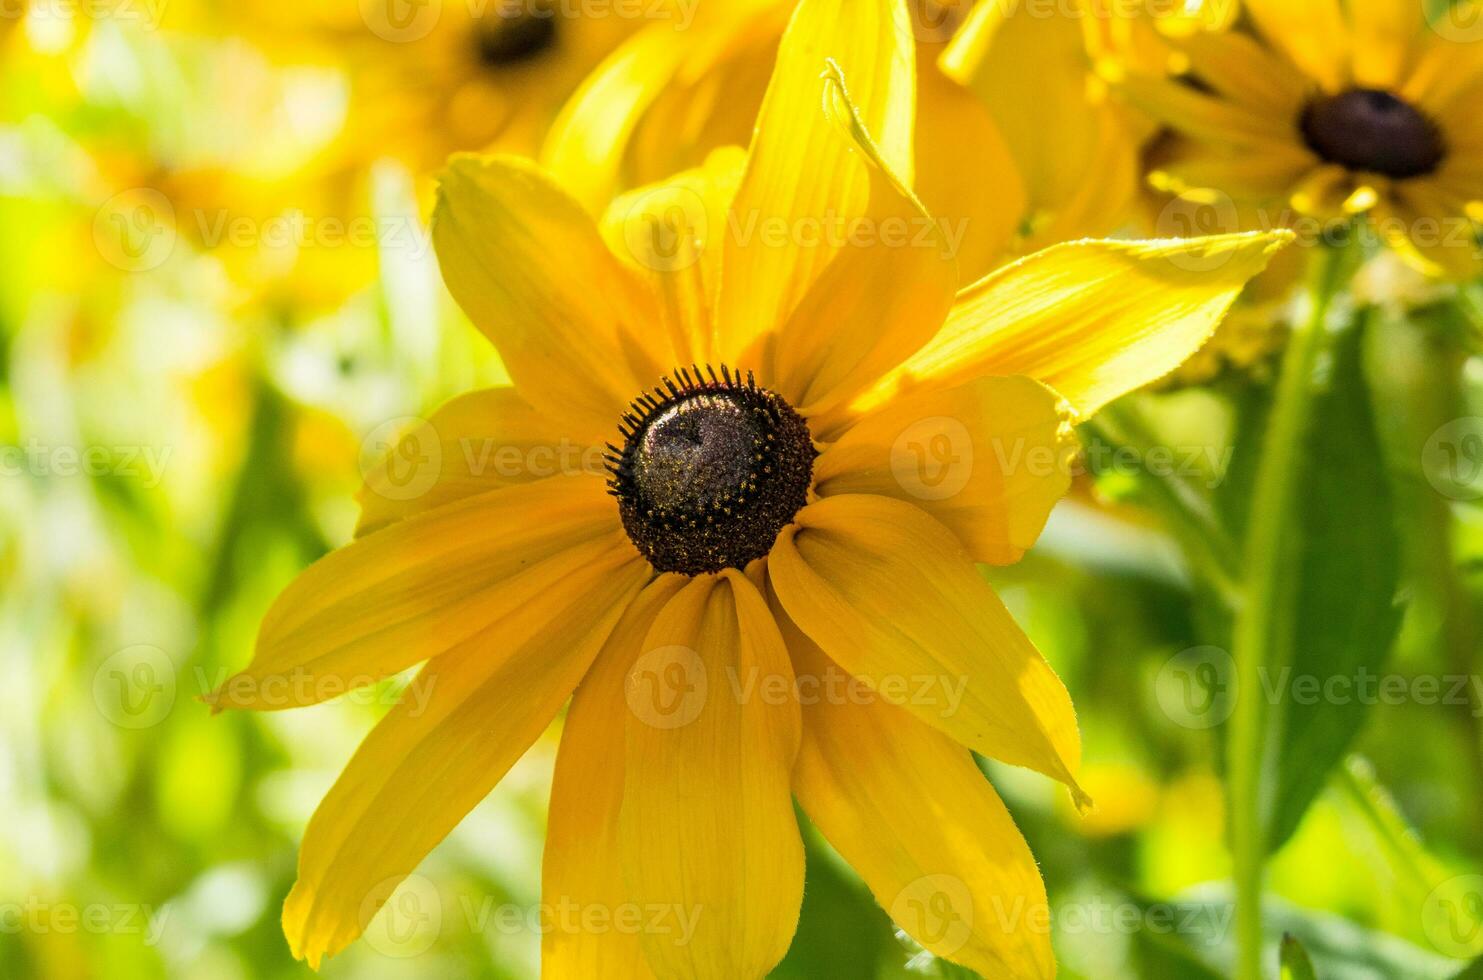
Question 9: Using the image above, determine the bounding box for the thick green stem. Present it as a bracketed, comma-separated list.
[1228, 243, 1349, 980]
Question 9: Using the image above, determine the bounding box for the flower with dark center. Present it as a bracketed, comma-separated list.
[1300, 88, 1444, 179]
[1117, 2, 1483, 277]
[607, 366, 816, 576]
[474, 3, 558, 68]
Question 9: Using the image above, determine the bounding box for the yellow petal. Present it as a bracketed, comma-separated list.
[282, 553, 651, 969]
[1151, 140, 1318, 202]
[944, 0, 1138, 238]
[942, 0, 1089, 208]
[355, 387, 595, 537]
[713, 0, 915, 365]
[1173, 29, 1311, 115]
[1110, 70, 1299, 148]
[766, 68, 957, 417]
[1243, 0, 1350, 91]
[787, 635, 1053, 980]
[815, 376, 1072, 565]
[769, 494, 1086, 801]
[914, 55, 1025, 282]
[600, 147, 747, 368]
[540, 24, 693, 214]
[543, 576, 690, 980]
[1371, 191, 1483, 281]
[210, 476, 624, 711]
[1403, 14, 1483, 116]
[858, 232, 1293, 419]
[1349, 0, 1422, 90]
[432, 155, 670, 443]
[619, 571, 803, 979]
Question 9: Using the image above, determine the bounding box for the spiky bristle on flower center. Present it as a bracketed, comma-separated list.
[1300, 88, 1444, 179]
[606, 367, 816, 576]
[474, 3, 557, 68]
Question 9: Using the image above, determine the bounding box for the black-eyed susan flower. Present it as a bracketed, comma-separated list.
[240, 0, 661, 174]
[210, 1, 1289, 975]
[1113, 0, 1483, 278]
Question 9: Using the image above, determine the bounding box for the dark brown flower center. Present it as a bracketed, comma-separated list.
[1300, 88, 1444, 179]
[474, 2, 557, 68]
[607, 367, 815, 576]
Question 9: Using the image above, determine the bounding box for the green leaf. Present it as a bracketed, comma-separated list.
[1264, 311, 1404, 850]
[1281, 933, 1319, 980]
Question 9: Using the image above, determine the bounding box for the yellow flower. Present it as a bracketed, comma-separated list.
[1113, 0, 1483, 278]
[243, 0, 659, 175]
[211, 1, 1289, 975]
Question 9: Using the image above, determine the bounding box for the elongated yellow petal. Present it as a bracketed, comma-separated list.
[943, 0, 1136, 238]
[1111, 70, 1299, 149]
[914, 56, 1025, 283]
[1152, 141, 1318, 202]
[282, 552, 651, 969]
[1372, 192, 1483, 281]
[1350, 0, 1421, 90]
[859, 232, 1292, 418]
[767, 70, 957, 417]
[787, 635, 1053, 980]
[432, 155, 670, 442]
[355, 387, 596, 536]
[543, 576, 689, 980]
[600, 147, 747, 368]
[714, 0, 914, 365]
[1243, 0, 1350, 91]
[620, 571, 803, 979]
[210, 476, 624, 710]
[540, 24, 694, 213]
[769, 494, 1086, 802]
[815, 376, 1072, 565]
[1173, 30, 1311, 115]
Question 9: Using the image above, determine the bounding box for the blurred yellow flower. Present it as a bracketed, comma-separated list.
[1114, 0, 1483, 278]
[209, 0, 1289, 974]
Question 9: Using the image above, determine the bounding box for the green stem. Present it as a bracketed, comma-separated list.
[1083, 409, 1242, 604]
[1228, 242, 1350, 980]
